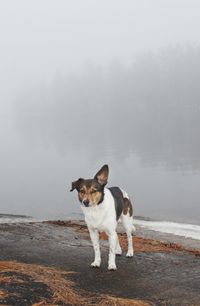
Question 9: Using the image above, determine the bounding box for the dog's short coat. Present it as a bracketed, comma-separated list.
[70, 164, 134, 270]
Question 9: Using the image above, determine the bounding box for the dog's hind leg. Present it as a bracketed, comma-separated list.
[115, 235, 122, 256]
[88, 227, 101, 268]
[121, 212, 134, 257]
[107, 231, 117, 270]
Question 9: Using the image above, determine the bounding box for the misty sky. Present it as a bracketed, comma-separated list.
[1, 0, 200, 93]
[0, 1, 200, 223]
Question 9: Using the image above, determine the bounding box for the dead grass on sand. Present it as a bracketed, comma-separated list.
[0, 261, 150, 306]
[0, 288, 9, 298]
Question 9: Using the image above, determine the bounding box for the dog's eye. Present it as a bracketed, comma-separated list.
[90, 190, 97, 194]
[80, 190, 85, 194]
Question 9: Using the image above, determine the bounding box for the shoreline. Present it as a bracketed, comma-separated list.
[47, 219, 200, 255]
[0, 220, 199, 305]
[1, 213, 200, 241]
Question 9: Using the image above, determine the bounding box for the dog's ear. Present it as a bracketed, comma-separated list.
[70, 178, 84, 192]
[94, 164, 109, 186]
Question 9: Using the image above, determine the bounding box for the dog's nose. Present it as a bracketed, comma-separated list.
[83, 200, 89, 207]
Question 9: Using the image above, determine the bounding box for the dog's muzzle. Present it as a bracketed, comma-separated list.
[82, 200, 90, 207]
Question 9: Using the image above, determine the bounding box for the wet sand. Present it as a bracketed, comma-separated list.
[0, 220, 199, 305]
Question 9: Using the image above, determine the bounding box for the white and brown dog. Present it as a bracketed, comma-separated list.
[70, 164, 134, 270]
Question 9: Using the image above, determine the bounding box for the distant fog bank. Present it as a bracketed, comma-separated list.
[15, 45, 200, 171]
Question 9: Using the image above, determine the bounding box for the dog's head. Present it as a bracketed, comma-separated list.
[70, 164, 109, 207]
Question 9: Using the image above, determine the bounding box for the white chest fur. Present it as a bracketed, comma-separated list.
[81, 188, 117, 233]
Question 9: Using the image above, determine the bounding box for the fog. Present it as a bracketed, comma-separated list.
[0, 1, 200, 223]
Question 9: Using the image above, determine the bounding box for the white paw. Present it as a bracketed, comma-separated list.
[108, 263, 117, 270]
[126, 250, 134, 257]
[90, 261, 101, 268]
[116, 248, 122, 256]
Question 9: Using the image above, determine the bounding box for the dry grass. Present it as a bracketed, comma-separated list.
[0, 261, 83, 306]
[0, 261, 151, 306]
[0, 289, 9, 298]
[98, 296, 151, 306]
[0, 274, 25, 284]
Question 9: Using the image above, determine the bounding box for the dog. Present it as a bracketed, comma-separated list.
[70, 164, 134, 270]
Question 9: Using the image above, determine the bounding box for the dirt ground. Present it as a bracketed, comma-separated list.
[0, 220, 199, 306]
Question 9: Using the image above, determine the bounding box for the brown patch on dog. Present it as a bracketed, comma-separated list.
[123, 198, 133, 216]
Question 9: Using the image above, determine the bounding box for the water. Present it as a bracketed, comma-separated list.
[0, 214, 35, 224]
[1, 137, 200, 225]
[134, 219, 200, 240]
[1, 128, 200, 239]
[1, 50, 200, 226]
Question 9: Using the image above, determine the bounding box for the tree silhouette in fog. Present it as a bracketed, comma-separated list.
[15, 45, 200, 170]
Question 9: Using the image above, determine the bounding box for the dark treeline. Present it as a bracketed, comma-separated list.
[15, 45, 200, 170]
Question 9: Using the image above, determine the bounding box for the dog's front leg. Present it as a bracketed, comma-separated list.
[88, 227, 101, 268]
[108, 231, 117, 270]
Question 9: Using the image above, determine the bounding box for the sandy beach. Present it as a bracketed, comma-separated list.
[0, 220, 199, 306]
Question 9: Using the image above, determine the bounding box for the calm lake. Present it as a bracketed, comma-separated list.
[1, 137, 200, 225]
[1, 51, 200, 225]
